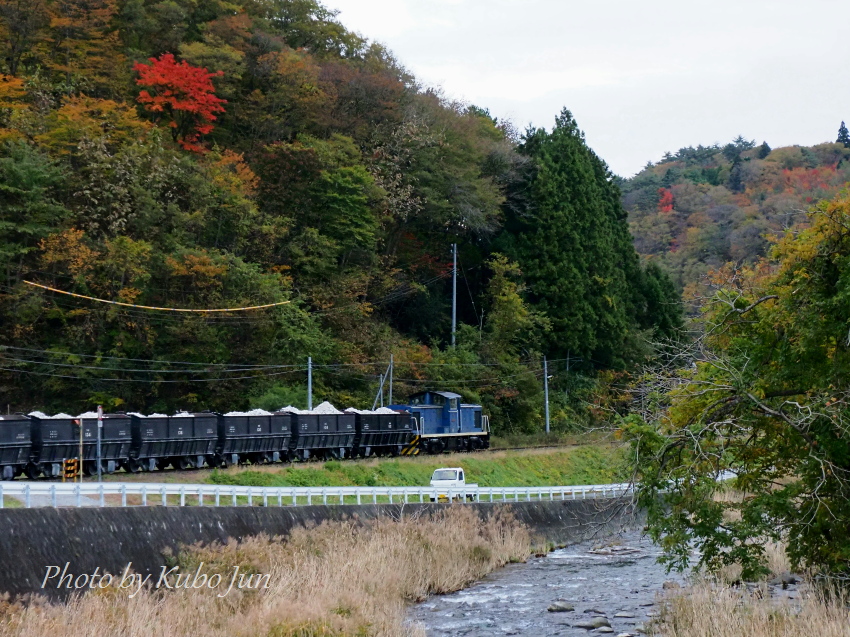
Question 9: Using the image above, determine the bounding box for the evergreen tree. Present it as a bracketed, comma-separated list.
[498, 108, 680, 367]
[757, 141, 771, 159]
[838, 121, 850, 148]
[727, 156, 745, 193]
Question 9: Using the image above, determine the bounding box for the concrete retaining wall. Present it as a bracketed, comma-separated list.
[0, 498, 635, 599]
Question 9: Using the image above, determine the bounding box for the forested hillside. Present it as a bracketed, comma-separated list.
[0, 0, 679, 431]
[622, 135, 850, 294]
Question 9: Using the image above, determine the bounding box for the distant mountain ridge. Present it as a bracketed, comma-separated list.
[621, 136, 850, 292]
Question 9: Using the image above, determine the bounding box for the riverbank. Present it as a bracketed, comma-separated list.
[652, 542, 850, 637]
[0, 507, 532, 637]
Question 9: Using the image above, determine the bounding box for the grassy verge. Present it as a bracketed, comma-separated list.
[206, 445, 628, 489]
[1, 507, 532, 636]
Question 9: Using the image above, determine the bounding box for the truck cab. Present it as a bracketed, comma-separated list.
[429, 467, 477, 502]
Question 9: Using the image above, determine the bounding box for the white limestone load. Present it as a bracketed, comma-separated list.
[28, 411, 75, 419]
[224, 409, 272, 416]
[277, 405, 305, 414]
[311, 401, 342, 415]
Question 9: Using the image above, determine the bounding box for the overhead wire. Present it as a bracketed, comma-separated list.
[0, 365, 304, 383]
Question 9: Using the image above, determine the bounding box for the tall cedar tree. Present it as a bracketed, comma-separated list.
[838, 121, 850, 148]
[498, 109, 680, 367]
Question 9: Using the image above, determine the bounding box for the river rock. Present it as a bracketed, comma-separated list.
[768, 571, 799, 586]
[575, 617, 612, 629]
[597, 628, 614, 634]
[614, 611, 635, 618]
[584, 608, 606, 614]
[548, 602, 575, 612]
[662, 580, 680, 590]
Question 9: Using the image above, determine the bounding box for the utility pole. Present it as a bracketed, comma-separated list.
[96, 404, 103, 483]
[543, 356, 550, 434]
[307, 356, 313, 411]
[372, 360, 392, 410]
[388, 354, 393, 405]
[451, 242, 457, 347]
[78, 416, 83, 483]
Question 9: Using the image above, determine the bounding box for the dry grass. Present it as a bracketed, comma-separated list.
[655, 580, 850, 637]
[0, 507, 531, 637]
[656, 540, 850, 637]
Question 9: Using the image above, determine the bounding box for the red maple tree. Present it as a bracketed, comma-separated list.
[133, 53, 226, 152]
[657, 187, 674, 213]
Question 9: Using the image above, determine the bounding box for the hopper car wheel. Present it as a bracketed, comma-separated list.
[176, 457, 192, 471]
[83, 461, 97, 477]
[24, 464, 41, 480]
[126, 458, 142, 473]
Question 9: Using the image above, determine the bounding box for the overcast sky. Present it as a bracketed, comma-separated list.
[328, 0, 849, 177]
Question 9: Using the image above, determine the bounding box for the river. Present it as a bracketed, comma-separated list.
[409, 531, 685, 636]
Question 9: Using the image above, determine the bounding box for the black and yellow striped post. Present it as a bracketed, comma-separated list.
[62, 458, 79, 481]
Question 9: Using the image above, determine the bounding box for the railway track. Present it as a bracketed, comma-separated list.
[9, 443, 582, 482]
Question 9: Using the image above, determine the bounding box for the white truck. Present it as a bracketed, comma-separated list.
[429, 467, 478, 502]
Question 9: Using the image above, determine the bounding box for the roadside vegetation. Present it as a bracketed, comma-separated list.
[206, 445, 628, 489]
[97, 445, 628, 488]
[0, 507, 532, 637]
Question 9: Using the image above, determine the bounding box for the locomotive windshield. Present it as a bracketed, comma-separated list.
[432, 469, 457, 481]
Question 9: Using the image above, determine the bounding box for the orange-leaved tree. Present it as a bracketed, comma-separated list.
[133, 53, 226, 152]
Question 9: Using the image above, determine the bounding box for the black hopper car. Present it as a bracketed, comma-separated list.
[0, 394, 490, 479]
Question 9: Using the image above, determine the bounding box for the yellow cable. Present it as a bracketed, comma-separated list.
[24, 281, 291, 312]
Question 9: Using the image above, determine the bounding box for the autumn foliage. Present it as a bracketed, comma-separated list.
[133, 53, 226, 152]
[657, 187, 673, 212]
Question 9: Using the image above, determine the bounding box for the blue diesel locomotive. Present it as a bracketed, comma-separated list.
[392, 391, 490, 455]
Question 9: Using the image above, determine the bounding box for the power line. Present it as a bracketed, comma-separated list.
[24, 281, 293, 312]
[0, 354, 299, 374]
[0, 346, 301, 369]
[0, 365, 304, 383]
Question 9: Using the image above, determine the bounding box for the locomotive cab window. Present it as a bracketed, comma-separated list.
[432, 394, 446, 406]
[449, 399, 458, 410]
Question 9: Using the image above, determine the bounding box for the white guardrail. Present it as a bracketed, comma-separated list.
[0, 482, 633, 509]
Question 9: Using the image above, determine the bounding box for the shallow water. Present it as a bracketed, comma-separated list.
[409, 531, 684, 636]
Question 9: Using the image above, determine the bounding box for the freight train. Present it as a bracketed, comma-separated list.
[0, 391, 490, 479]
